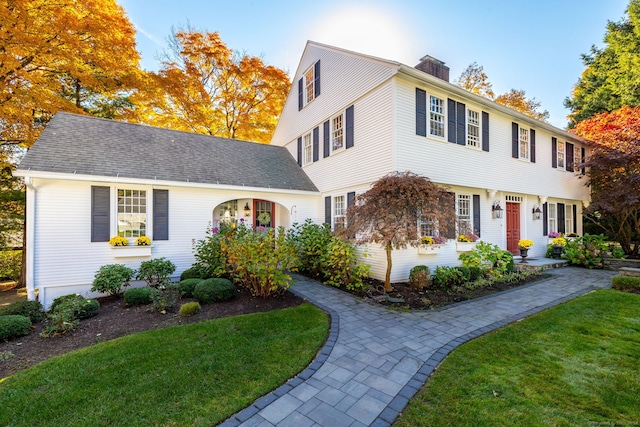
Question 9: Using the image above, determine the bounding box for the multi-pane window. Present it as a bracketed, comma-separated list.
[429, 96, 445, 137]
[117, 189, 146, 238]
[565, 204, 573, 234]
[418, 215, 437, 237]
[457, 194, 472, 235]
[548, 203, 557, 233]
[332, 113, 344, 152]
[557, 141, 565, 169]
[217, 200, 238, 227]
[467, 109, 480, 147]
[519, 127, 529, 160]
[574, 145, 581, 171]
[333, 195, 346, 230]
[304, 66, 315, 105]
[303, 133, 312, 165]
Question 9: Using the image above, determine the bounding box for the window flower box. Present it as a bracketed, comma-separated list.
[111, 245, 152, 258]
[418, 244, 445, 255]
[455, 241, 478, 252]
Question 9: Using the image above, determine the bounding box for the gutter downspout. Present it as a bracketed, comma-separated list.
[24, 177, 36, 302]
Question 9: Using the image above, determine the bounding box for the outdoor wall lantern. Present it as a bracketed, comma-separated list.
[492, 201, 503, 219]
[532, 204, 542, 220]
[244, 202, 251, 216]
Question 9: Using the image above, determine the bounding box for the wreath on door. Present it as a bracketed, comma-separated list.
[257, 211, 271, 225]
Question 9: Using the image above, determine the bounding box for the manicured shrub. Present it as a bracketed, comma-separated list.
[137, 257, 176, 288]
[149, 284, 181, 312]
[193, 278, 236, 304]
[612, 276, 640, 292]
[0, 300, 44, 322]
[178, 302, 201, 317]
[408, 265, 431, 290]
[123, 287, 152, 306]
[432, 266, 465, 289]
[50, 294, 100, 320]
[180, 266, 206, 281]
[177, 278, 203, 298]
[91, 264, 135, 296]
[0, 315, 32, 340]
[0, 250, 21, 280]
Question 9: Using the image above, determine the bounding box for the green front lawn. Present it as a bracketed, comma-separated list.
[0, 303, 328, 427]
[395, 290, 640, 426]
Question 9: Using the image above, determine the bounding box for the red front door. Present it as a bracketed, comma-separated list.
[253, 200, 274, 228]
[506, 202, 521, 254]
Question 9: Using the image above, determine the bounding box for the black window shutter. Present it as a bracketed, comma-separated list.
[456, 102, 466, 145]
[312, 127, 319, 162]
[481, 111, 489, 152]
[314, 60, 321, 98]
[472, 194, 481, 237]
[298, 78, 303, 110]
[447, 98, 457, 143]
[551, 137, 558, 168]
[573, 204, 577, 233]
[530, 129, 536, 163]
[91, 186, 110, 242]
[153, 189, 169, 241]
[442, 192, 456, 239]
[543, 202, 548, 236]
[297, 137, 302, 166]
[512, 122, 519, 158]
[347, 192, 355, 207]
[323, 120, 330, 158]
[581, 147, 586, 174]
[558, 203, 566, 233]
[566, 142, 574, 172]
[346, 105, 354, 149]
[416, 89, 427, 136]
[324, 196, 331, 225]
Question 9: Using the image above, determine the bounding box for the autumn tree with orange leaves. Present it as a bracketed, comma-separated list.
[572, 105, 640, 256]
[130, 29, 290, 143]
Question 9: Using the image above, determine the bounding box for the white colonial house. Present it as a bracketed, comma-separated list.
[15, 41, 590, 308]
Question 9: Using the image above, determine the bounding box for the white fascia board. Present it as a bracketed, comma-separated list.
[12, 170, 320, 196]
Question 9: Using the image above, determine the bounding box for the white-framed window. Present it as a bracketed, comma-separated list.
[333, 195, 346, 230]
[456, 194, 472, 235]
[557, 141, 565, 169]
[418, 215, 437, 237]
[303, 132, 312, 165]
[548, 203, 557, 233]
[304, 66, 315, 105]
[519, 127, 529, 160]
[217, 200, 238, 227]
[117, 189, 147, 238]
[565, 204, 573, 234]
[574, 145, 581, 171]
[332, 113, 344, 152]
[430, 95, 445, 137]
[467, 109, 480, 148]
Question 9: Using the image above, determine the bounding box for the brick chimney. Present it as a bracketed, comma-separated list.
[415, 55, 449, 82]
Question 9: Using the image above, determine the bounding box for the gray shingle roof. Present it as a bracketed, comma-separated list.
[17, 112, 318, 192]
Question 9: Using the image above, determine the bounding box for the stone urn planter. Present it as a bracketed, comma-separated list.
[552, 245, 563, 259]
[519, 247, 529, 263]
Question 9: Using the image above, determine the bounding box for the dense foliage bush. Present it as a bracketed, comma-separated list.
[91, 264, 135, 296]
[177, 278, 202, 298]
[193, 278, 236, 303]
[459, 241, 514, 275]
[192, 224, 232, 278]
[432, 266, 465, 289]
[41, 311, 79, 337]
[0, 315, 32, 340]
[408, 265, 431, 290]
[178, 301, 201, 317]
[562, 234, 616, 269]
[0, 250, 21, 280]
[123, 287, 152, 306]
[149, 284, 181, 312]
[50, 294, 100, 320]
[0, 300, 44, 322]
[180, 266, 207, 281]
[137, 257, 176, 288]
[289, 220, 334, 279]
[221, 226, 299, 297]
[612, 276, 640, 292]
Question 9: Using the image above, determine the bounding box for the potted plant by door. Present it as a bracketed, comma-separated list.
[518, 239, 534, 263]
[551, 237, 567, 259]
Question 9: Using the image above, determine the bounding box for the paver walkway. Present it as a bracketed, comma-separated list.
[220, 267, 616, 427]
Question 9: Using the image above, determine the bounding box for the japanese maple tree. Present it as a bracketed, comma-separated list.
[341, 171, 454, 291]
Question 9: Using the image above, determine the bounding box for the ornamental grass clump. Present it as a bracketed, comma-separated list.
[178, 302, 201, 317]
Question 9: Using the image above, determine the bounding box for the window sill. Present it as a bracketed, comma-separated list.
[110, 245, 153, 258]
[456, 241, 478, 252]
[418, 244, 445, 255]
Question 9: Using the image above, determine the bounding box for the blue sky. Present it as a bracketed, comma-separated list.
[118, 0, 629, 129]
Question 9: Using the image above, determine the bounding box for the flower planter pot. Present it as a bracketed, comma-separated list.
[552, 245, 563, 260]
[418, 244, 444, 255]
[111, 245, 152, 258]
[455, 242, 478, 252]
[519, 247, 529, 263]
